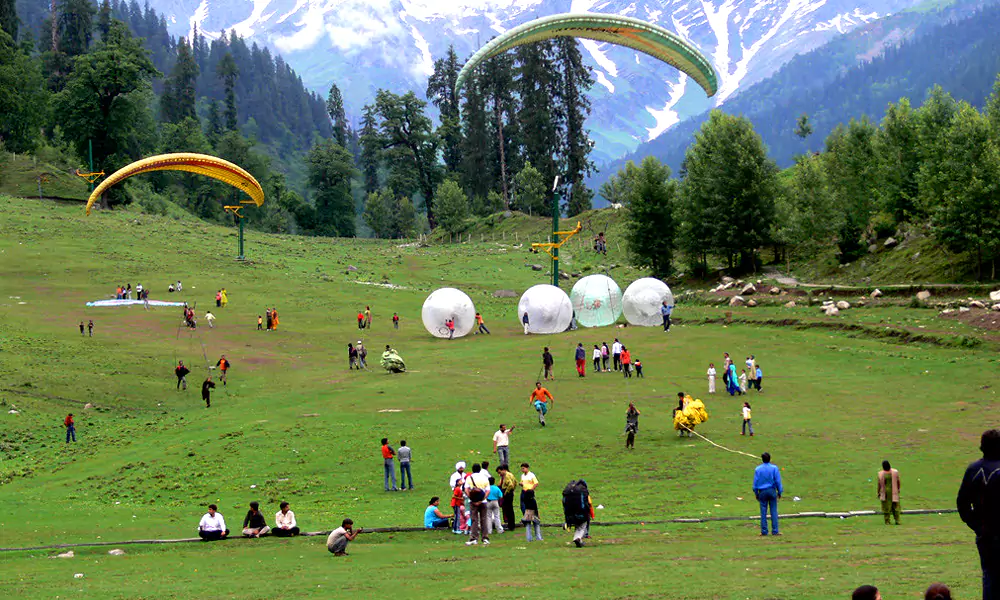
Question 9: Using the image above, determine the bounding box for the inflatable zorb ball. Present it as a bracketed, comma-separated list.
[622, 278, 674, 327]
[570, 274, 623, 328]
[518, 284, 573, 334]
[421, 288, 476, 339]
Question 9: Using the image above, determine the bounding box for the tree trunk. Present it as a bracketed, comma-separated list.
[494, 99, 509, 209]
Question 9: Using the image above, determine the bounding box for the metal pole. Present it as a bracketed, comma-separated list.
[238, 216, 244, 260]
[88, 139, 94, 192]
[552, 183, 560, 288]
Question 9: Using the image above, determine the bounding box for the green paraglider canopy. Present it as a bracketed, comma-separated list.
[455, 12, 718, 98]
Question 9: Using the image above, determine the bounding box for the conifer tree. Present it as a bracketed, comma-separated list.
[326, 83, 347, 147]
[427, 45, 462, 174]
[216, 51, 239, 130]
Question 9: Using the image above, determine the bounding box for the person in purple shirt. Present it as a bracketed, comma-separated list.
[753, 452, 783, 536]
[575, 343, 586, 378]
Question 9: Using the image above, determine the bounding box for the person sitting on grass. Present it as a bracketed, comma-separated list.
[273, 501, 300, 537]
[424, 497, 451, 529]
[198, 504, 229, 541]
[242, 501, 271, 538]
[327, 518, 362, 556]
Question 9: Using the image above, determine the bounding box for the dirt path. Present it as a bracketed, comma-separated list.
[763, 267, 800, 286]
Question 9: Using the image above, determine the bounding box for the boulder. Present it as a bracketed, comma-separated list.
[559, 271, 571, 280]
[84, 402, 94, 410]
[871, 289, 883, 299]
[740, 283, 757, 295]
[721, 276, 735, 284]
[108, 549, 126, 556]
[784, 301, 797, 308]
[768, 287, 781, 295]
[959, 306, 971, 313]
[868, 244, 877, 254]
[884, 237, 898, 248]
[747, 299, 758, 307]
[824, 306, 840, 316]
[916, 290, 932, 301]
[990, 290, 1000, 302]
[56, 551, 74, 558]
[493, 289, 517, 298]
[836, 301, 851, 310]
[969, 300, 987, 309]
[940, 309, 955, 315]
[722, 281, 736, 290]
[992, 304, 1000, 312]
[530, 264, 544, 271]
[729, 296, 745, 307]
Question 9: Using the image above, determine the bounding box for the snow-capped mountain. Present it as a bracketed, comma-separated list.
[157, 0, 923, 162]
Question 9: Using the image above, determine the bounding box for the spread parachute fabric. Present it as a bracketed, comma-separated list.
[85, 153, 265, 215]
[674, 396, 708, 430]
[381, 350, 406, 373]
[456, 13, 718, 98]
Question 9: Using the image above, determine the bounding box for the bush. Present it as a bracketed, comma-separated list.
[870, 211, 896, 240]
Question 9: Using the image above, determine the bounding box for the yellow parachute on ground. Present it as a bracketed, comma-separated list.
[85, 153, 265, 215]
[674, 396, 709, 431]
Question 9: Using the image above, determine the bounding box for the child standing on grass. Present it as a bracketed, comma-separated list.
[739, 369, 748, 393]
[634, 359, 643, 378]
[742, 402, 754, 436]
[64, 413, 76, 443]
[88, 320, 94, 337]
[707, 363, 717, 394]
[755, 364, 763, 392]
[451, 481, 465, 534]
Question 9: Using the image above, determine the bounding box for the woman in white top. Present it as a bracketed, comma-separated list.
[592, 345, 602, 373]
[198, 504, 229, 540]
[741, 402, 754, 436]
[707, 363, 717, 394]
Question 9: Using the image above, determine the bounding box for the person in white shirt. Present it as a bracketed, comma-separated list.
[327, 518, 362, 556]
[198, 504, 229, 540]
[742, 402, 754, 436]
[611, 339, 623, 371]
[205, 311, 216, 329]
[176, 280, 183, 291]
[273, 501, 300, 537]
[592, 345, 602, 373]
[492, 426, 514, 467]
[463, 463, 491, 546]
[739, 369, 748, 393]
[707, 363, 717, 394]
[449, 462, 466, 489]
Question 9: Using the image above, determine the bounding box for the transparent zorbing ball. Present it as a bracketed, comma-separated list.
[622, 278, 674, 327]
[518, 284, 573, 334]
[421, 288, 476, 339]
[570, 274, 623, 328]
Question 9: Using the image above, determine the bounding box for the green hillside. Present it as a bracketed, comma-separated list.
[0, 194, 996, 598]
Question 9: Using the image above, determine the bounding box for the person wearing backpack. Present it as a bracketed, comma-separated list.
[562, 480, 593, 547]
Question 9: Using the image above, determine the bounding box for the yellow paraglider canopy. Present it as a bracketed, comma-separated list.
[85, 153, 265, 215]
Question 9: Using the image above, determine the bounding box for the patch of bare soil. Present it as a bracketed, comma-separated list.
[940, 308, 1000, 332]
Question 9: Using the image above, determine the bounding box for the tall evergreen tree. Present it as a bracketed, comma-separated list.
[358, 103, 380, 194]
[555, 37, 595, 216]
[306, 138, 356, 237]
[0, 0, 17, 40]
[626, 157, 678, 278]
[427, 45, 462, 174]
[373, 90, 441, 224]
[0, 29, 47, 152]
[823, 117, 878, 262]
[459, 68, 491, 201]
[97, 0, 110, 39]
[874, 99, 920, 225]
[326, 83, 347, 147]
[516, 41, 559, 202]
[482, 50, 519, 206]
[161, 36, 198, 123]
[216, 51, 239, 130]
[58, 0, 95, 57]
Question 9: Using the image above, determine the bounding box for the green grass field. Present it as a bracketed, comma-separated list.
[0, 195, 995, 599]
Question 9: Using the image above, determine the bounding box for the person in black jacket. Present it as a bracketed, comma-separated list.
[958, 428, 1000, 599]
[241, 501, 271, 537]
[202, 377, 216, 407]
[175, 361, 190, 391]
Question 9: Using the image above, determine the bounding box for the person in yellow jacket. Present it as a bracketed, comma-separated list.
[220, 288, 229, 307]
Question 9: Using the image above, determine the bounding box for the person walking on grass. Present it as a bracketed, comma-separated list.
[175, 360, 190, 391]
[398, 440, 413, 490]
[601, 342, 610, 371]
[522, 312, 530, 335]
[742, 402, 754, 436]
[529, 382, 553, 427]
[498, 464, 517, 531]
[612, 338, 623, 371]
[257, 315, 263, 331]
[753, 452, 783, 536]
[739, 369, 748, 393]
[79, 321, 84, 335]
[357, 342, 368, 369]
[625, 403, 640, 449]
[348, 343, 359, 370]
[205, 311, 216, 329]
[64, 413, 76, 443]
[273, 501, 300, 537]
[215, 355, 230, 386]
[202, 376, 215, 407]
[542, 347, 554, 381]
[364, 306, 372, 329]
[661, 301, 673, 332]
[327, 518, 362, 556]
[877, 460, 901, 525]
[381, 438, 398, 492]
[357, 311, 365, 330]
[563, 479, 593, 547]
[634, 358, 643, 378]
[198, 504, 228, 540]
[393, 312, 400, 329]
[464, 463, 491, 546]
[88, 320, 94, 337]
[575, 343, 586, 378]
[475, 312, 491, 335]
[592, 345, 602, 373]
[755, 364, 763, 392]
[520, 463, 542, 542]
[621, 346, 632, 378]
[493, 424, 514, 467]
[957, 429, 1000, 599]
[242, 501, 271, 538]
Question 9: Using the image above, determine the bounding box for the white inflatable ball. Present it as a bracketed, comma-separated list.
[570, 274, 623, 328]
[421, 288, 476, 339]
[622, 278, 674, 327]
[518, 284, 573, 334]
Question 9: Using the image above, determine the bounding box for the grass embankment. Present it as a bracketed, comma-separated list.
[0, 152, 91, 201]
[0, 194, 995, 599]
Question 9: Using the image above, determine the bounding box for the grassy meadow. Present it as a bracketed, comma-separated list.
[0, 194, 996, 599]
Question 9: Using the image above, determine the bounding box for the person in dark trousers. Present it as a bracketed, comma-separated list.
[64, 413, 76, 443]
[475, 312, 491, 335]
[273, 501, 300, 536]
[542, 347, 554, 381]
[522, 312, 530, 335]
[958, 429, 1000, 599]
[257, 315, 263, 330]
[198, 504, 228, 540]
[753, 452, 783, 536]
[79, 321, 85, 335]
[634, 359, 644, 378]
[381, 438, 398, 491]
[202, 376, 216, 407]
[87, 320, 94, 336]
[877, 460, 901, 525]
[393, 313, 399, 329]
[661, 301, 673, 332]
[175, 361, 190, 391]
[625, 403, 639, 449]
[398, 440, 413, 490]
[498, 464, 517, 531]
[215, 355, 230, 386]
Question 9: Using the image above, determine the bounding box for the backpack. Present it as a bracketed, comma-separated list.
[562, 480, 590, 525]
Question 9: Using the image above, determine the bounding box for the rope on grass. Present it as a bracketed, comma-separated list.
[682, 425, 759, 460]
[0, 508, 959, 552]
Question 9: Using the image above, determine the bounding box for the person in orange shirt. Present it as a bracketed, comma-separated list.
[529, 382, 553, 427]
[271, 307, 279, 330]
[215, 355, 231, 386]
[621, 346, 632, 378]
[475, 312, 491, 335]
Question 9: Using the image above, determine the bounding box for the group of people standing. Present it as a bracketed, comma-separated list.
[258, 308, 279, 331]
[568, 339, 642, 378]
[214, 289, 229, 308]
[707, 353, 763, 396]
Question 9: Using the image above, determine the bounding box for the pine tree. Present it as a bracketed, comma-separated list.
[555, 37, 594, 216]
[326, 83, 347, 147]
[481, 50, 519, 206]
[306, 138, 356, 237]
[459, 68, 491, 201]
[427, 45, 462, 174]
[516, 41, 559, 203]
[626, 157, 678, 278]
[206, 99, 222, 143]
[97, 0, 110, 39]
[359, 103, 380, 193]
[216, 51, 239, 130]
[161, 36, 198, 123]
[823, 117, 878, 262]
[0, 0, 17, 40]
[58, 0, 96, 57]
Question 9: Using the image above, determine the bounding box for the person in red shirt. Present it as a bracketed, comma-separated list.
[215, 355, 231, 386]
[64, 413, 76, 443]
[357, 312, 365, 329]
[529, 382, 553, 426]
[621, 347, 632, 378]
[381, 438, 398, 491]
